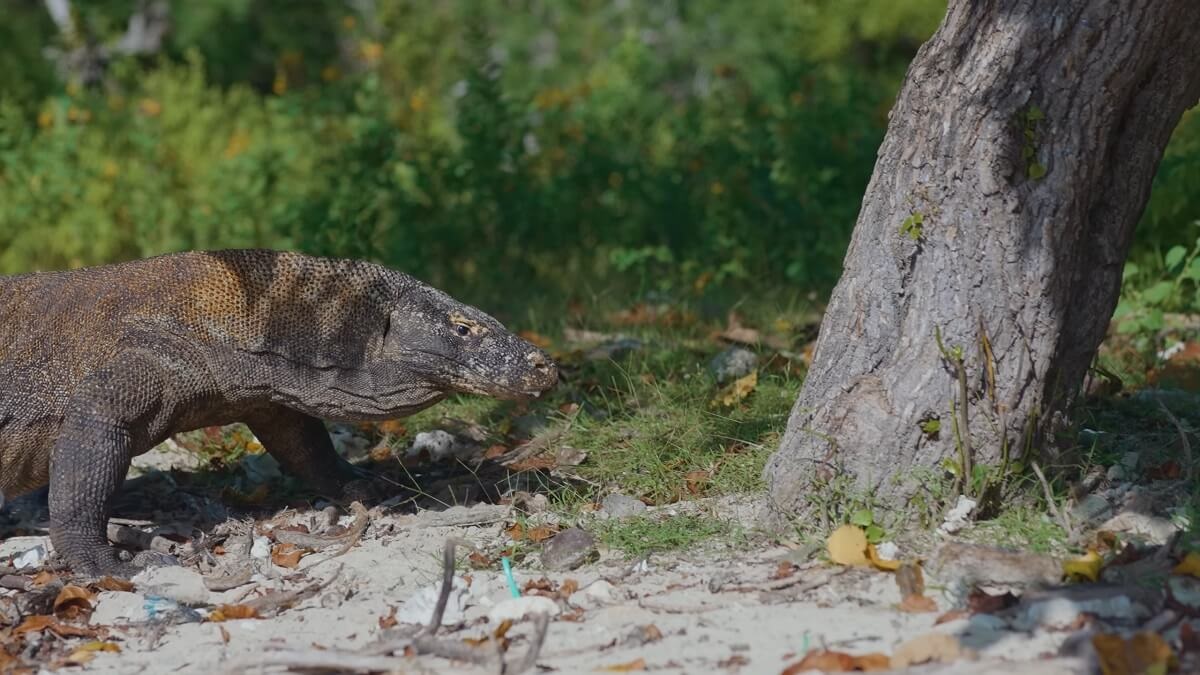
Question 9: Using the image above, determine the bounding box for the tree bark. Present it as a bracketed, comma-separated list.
[764, 0, 1200, 524]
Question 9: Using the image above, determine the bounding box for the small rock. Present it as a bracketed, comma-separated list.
[133, 565, 210, 606]
[90, 591, 150, 625]
[586, 338, 644, 361]
[487, 596, 560, 624]
[12, 545, 47, 570]
[1071, 494, 1113, 525]
[708, 347, 758, 383]
[1014, 588, 1155, 631]
[250, 535, 272, 559]
[238, 453, 282, 483]
[569, 580, 618, 609]
[1120, 452, 1140, 470]
[1106, 464, 1127, 482]
[541, 528, 597, 571]
[937, 495, 977, 535]
[395, 577, 469, 626]
[408, 430, 457, 462]
[1098, 511, 1180, 546]
[601, 493, 647, 519]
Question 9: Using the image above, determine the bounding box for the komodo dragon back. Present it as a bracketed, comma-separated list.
[0, 249, 557, 576]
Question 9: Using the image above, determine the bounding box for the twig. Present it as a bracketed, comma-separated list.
[1031, 461, 1071, 535]
[242, 564, 342, 617]
[1157, 398, 1194, 482]
[274, 502, 371, 557]
[203, 564, 255, 592]
[0, 575, 34, 592]
[222, 650, 407, 674]
[106, 523, 179, 556]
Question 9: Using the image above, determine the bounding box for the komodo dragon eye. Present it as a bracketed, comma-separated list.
[453, 322, 472, 337]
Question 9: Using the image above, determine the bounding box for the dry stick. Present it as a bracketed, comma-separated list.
[274, 501, 371, 556]
[106, 523, 179, 555]
[222, 650, 408, 674]
[241, 564, 343, 617]
[1031, 461, 1072, 536]
[1157, 398, 1194, 482]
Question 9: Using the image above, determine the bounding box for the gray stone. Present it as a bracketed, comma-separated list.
[569, 579, 619, 609]
[708, 347, 758, 383]
[541, 528, 597, 571]
[601, 493, 647, 519]
[586, 338, 644, 361]
[1070, 493, 1112, 525]
[1098, 511, 1180, 546]
[133, 565, 210, 606]
[1106, 464, 1127, 482]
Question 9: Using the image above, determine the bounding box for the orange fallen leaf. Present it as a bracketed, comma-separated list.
[484, 444, 509, 459]
[1092, 632, 1173, 675]
[782, 649, 890, 674]
[772, 561, 798, 580]
[600, 657, 647, 671]
[14, 615, 101, 638]
[827, 525, 870, 567]
[378, 606, 398, 630]
[1174, 552, 1200, 578]
[376, 419, 407, 436]
[32, 571, 60, 586]
[271, 543, 304, 569]
[209, 604, 260, 622]
[711, 371, 758, 408]
[93, 576, 134, 592]
[65, 641, 120, 665]
[53, 585, 95, 620]
[899, 594, 938, 613]
[684, 469, 711, 495]
[506, 523, 559, 543]
[866, 544, 902, 572]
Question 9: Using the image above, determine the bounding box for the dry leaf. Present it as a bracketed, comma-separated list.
[376, 419, 407, 436]
[1174, 552, 1200, 578]
[93, 576, 134, 592]
[1180, 622, 1200, 654]
[890, 632, 969, 668]
[600, 657, 647, 671]
[378, 607, 398, 630]
[641, 624, 664, 643]
[772, 561, 798, 580]
[935, 609, 970, 625]
[271, 543, 304, 569]
[1063, 550, 1103, 582]
[1092, 632, 1173, 675]
[782, 649, 890, 674]
[219, 625, 231, 643]
[684, 469, 711, 495]
[53, 585, 95, 620]
[209, 604, 260, 622]
[14, 615, 100, 638]
[65, 641, 120, 665]
[966, 588, 1019, 614]
[827, 525, 870, 567]
[895, 562, 924, 597]
[506, 523, 559, 543]
[712, 370, 758, 408]
[898, 594, 938, 613]
[866, 544, 902, 572]
[484, 444, 509, 459]
[32, 571, 60, 586]
[507, 455, 558, 472]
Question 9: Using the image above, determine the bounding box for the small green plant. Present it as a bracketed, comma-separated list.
[598, 513, 730, 558]
[849, 508, 885, 543]
[899, 212, 924, 240]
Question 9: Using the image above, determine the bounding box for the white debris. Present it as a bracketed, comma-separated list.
[487, 595, 560, 624]
[938, 496, 977, 535]
[395, 577, 470, 626]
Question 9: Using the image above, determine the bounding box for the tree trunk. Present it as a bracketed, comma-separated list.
[764, 0, 1200, 525]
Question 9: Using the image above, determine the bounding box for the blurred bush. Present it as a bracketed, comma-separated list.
[1, 0, 1196, 310]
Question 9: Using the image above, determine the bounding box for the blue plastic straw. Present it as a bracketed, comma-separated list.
[501, 556, 521, 598]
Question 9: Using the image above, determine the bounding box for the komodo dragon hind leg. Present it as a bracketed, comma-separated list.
[242, 406, 367, 499]
[49, 351, 178, 577]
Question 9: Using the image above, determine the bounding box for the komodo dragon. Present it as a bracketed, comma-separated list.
[0, 249, 558, 576]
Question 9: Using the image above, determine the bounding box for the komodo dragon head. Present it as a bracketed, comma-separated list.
[380, 283, 558, 402]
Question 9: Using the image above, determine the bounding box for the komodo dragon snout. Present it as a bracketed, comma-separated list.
[382, 287, 558, 400]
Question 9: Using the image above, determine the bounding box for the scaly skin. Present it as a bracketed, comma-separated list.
[0, 250, 557, 576]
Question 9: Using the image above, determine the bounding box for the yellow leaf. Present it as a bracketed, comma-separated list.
[1093, 632, 1174, 675]
[827, 525, 870, 567]
[866, 544, 902, 572]
[1173, 552, 1200, 578]
[1063, 550, 1103, 582]
[711, 370, 758, 408]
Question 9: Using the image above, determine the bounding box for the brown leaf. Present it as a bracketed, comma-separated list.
[53, 585, 95, 620]
[782, 649, 890, 674]
[599, 657, 647, 671]
[92, 577, 134, 592]
[271, 543, 304, 569]
[895, 562, 925, 598]
[771, 561, 798, 580]
[1092, 632, 1173, 675]
[378, 606, 398, 630]
[559, 579, 580, 599]
[219, 625, 231, 643]
[32, 571, 59, 587]
[484, 444, 509, 459]
[898, 594, 938, 613]
[684, 469, 712, 496]
[966, 589, 1019, 614]
[376, 419, 407, 436]
[468, 551, 494, 568]
[890, 633, 968, 669]
[641, 624, 664, 643]
[14, 615, 101, 638]
[507, 455, 558, 472]
[209, 604, 260, 622]
[711, 370, 758, 408]
[506, 523, 559, 543]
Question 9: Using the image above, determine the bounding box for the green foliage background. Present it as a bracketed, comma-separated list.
[1, 0, 1198, 311]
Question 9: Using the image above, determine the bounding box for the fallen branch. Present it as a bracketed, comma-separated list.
[106, 523, 178, 556]
[1031, 461, 1072, 536]
[203, 564, 255, 592]
[242, 564, 342, 617]
[1157, 398, 1194, 483]
[275, 502, 370, 558]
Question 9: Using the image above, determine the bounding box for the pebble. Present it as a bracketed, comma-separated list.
[541, 528, 597, 571]
[708, 347, 758, 383]
[601, 493, 647, 519]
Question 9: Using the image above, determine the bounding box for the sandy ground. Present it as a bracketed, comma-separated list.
[0, 444, 1167, 674]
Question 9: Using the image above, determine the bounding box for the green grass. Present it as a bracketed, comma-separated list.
[596, 513, 733, 558]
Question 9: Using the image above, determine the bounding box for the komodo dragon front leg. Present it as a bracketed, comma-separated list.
[242, 406, 363, 497]
[49, 347, 186, 577]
